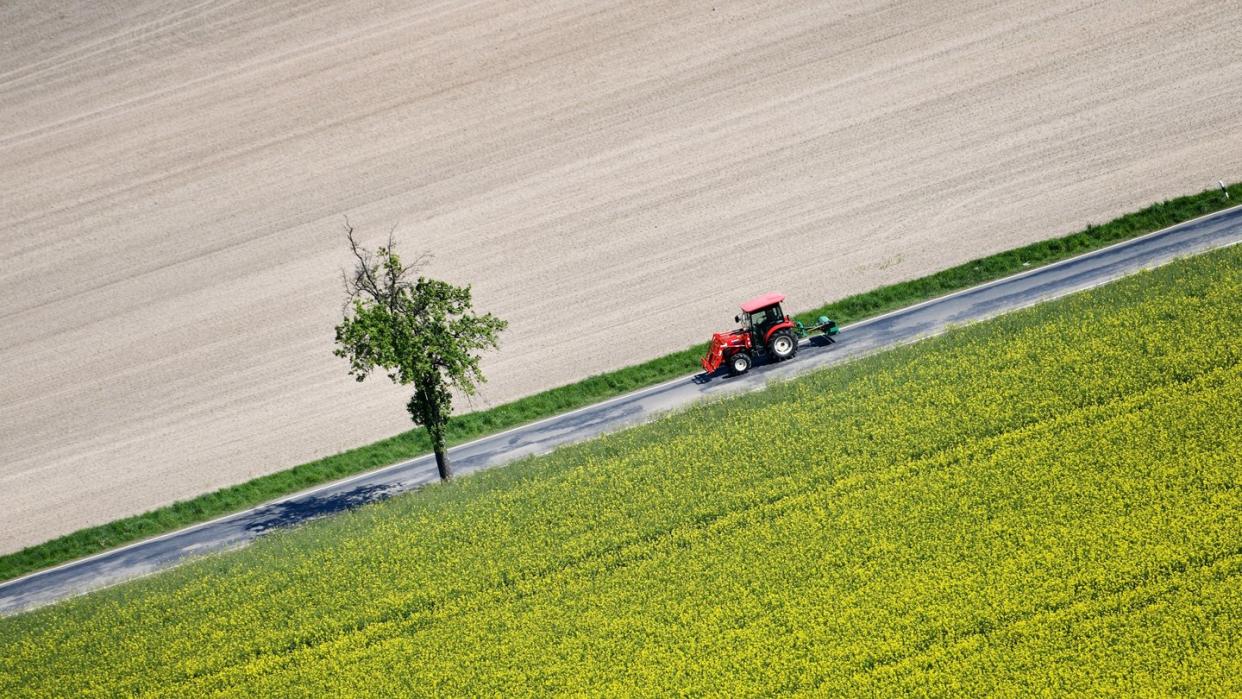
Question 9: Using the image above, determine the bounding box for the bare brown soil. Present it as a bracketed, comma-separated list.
[1, 0, 1238, 553]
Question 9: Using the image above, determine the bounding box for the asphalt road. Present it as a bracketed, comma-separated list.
[3, 203, 1240, 615]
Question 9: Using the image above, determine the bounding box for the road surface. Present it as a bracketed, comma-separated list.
[2, 203, 1240, 614]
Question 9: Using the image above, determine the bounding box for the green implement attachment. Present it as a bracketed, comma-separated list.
[795, 315, 839, 342]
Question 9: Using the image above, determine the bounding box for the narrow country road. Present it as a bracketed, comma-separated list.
[3, 203, 1240, 615]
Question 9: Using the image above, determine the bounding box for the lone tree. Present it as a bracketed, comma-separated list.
[334, 223, 507, 480]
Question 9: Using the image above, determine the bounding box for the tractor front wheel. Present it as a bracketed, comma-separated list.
[728, 351, 753, 376]
[768, 329, 798, 361]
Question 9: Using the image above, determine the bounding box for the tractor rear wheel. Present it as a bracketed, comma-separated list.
[769, 329, 798, 361]
[728, 351, 753, 376]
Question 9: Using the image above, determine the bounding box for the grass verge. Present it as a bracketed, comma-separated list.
[0, 182, 1237, 583]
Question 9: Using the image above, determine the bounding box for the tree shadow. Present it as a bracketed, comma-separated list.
[243, 483, 400, 534]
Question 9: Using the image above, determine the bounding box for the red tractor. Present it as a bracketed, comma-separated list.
[700, 292, 838, 376]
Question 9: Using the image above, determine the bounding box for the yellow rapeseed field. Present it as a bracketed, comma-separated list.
[2, 246, 1239, 696]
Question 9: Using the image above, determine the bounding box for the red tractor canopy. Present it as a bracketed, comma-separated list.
[740, 292, 785, 313]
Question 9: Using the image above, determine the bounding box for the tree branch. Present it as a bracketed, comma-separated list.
[343, 217, 383, 303]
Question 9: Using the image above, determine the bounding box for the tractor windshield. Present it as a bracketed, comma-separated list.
[748, 305, 783, 330]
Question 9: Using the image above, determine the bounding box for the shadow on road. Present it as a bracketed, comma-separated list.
[243, 483, 400, 534]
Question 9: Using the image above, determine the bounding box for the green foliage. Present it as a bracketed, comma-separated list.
[0, 184, 1235, 584]
[335, 276, 503, 402]
[333, 230, 506, 475]
[2, 245, 1239, 696]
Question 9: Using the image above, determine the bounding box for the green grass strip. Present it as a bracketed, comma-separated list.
[1, 182, 1237, 583]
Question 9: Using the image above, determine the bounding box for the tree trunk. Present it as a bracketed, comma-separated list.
[430, 427, 451, 480]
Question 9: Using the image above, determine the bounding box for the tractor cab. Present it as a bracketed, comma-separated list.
[736, 293, 791, 347]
